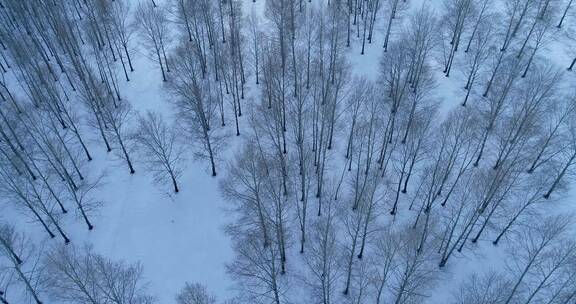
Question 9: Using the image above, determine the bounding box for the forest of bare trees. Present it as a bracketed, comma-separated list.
[0, 0, 575, 303]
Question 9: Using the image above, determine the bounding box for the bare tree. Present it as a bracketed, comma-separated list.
[440, 0, 477, 77]
[437, 171, 477, 267]
[527, 95, 576, 174]
[371, 227, 401, 304]
[166, 41, 220, 176]
[499, 0, 539, 52]
[382, 0, 408, 51]
[45, 244, 155, 304]
[492, 65, 561, 170]
[341, 195, 365, 295]
[135, 1, 171, 81]
[460, 17, 494, 106]
[543, 109, 576, 199]
[0, 166, 70, 243]
[248, 7, 263, 85]
[135, 111, 186, 193]
[63, 173, 103, 231]
[503, 214, 572, 304]
[0, 224, 44, 304]
[44, 245, 102, 304]
[93, 251, 155, 304]
[303, 190, 342, 304]
[221, 142, 271, 248]
[389, 227, 438, 304]
[558, 0, 574, 28]
[110, 0, 136, 76]
[519, 14, 558, 78]
[176, 283, 216, 304]
[522, 239, 576, 304]
[451, 271, 511, 304]
[475, 55, 523, 166]
[491, 171, 547, 245]
[100, 100, 136, 175]
[226, 234, 288, 304]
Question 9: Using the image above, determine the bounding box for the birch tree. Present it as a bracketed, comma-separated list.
[135, 111, 186, 193]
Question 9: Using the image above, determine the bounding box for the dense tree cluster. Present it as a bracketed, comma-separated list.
[0, 0, 574, 303]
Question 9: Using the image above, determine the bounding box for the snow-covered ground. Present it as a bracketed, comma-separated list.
[1, 0, 575, 303]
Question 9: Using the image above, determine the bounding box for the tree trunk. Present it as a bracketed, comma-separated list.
[544, 152, 576, 199]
